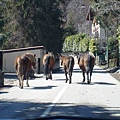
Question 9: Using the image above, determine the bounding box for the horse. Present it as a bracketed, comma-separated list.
[60, 55, 74, 84]
[42, 52, 55, 80]
[14, 52, 36, 89]
[24, 52, 36, 67]
[77, 51, 95, 84]
[14, 52, 36, 78]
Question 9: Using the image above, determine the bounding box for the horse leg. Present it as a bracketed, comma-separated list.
[69, 72, 72, 84]
[82, 71, 85, 83]
[89, 68, 93, 83]
[49, 71, 52, 80]
[65, 69, 68, 83]
[86, 71, 90, 84]
[46, 68, 51, 80]
[26, 79, 29, 87]
[18, 77, 21, 88]
[18, 74, 23, 89]
[46, 75, 48, 80]
[16, 71, 21, 88]
[20, 75, 24, 89]
[17, 74, 21, 88]
[17, 71, 23, 88]
[49, 68, 52, 80]
[26, 71, 29, 87]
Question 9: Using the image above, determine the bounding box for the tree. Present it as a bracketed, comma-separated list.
[91, 0, 120, 66]
[89, 38, 97, 53]
[62, 33, 96, 53]
[117, 25, 120, 42]
[64, 15, 77, 38]
[1, 0, 66, 54]
[91, 0, 120, 34]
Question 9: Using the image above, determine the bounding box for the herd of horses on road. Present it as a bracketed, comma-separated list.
[14, 51, 95, 89]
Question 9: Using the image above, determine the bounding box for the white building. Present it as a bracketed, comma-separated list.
[92, 18, 106, 46]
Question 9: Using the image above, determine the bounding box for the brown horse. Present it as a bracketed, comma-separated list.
[43, 52, 55, 80]
[14, 52, 36, 89]
[60, 55, 74, 84]
[77, 51, 95, 84]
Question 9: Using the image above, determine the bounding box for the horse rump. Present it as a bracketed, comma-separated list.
[43, 52, 55, 80]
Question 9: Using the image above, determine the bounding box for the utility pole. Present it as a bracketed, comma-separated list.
[88, 7, 91, 51]
[86, 6, 94, 51]
[105, 29, 109, 67]
[116, 19, 119, 67]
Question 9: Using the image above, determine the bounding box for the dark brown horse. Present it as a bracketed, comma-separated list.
[77, 51, 95, 84]
[14, 52, 36, 89]
[43, 52, 55, 80]
[60, 55, 74, 84]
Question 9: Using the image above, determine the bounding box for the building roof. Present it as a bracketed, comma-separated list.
[3, 46, 47, 53]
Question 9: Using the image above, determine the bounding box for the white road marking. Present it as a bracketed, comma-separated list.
[41, 85, 68, 117]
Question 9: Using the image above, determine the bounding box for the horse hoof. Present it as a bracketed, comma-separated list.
[88, 81, 90, 84]
[49, 76, 52, 80]
[82, 80, 85, 83]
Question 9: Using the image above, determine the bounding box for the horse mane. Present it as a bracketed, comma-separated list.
[48, 52, 54, 58]
[25, 52, 36, 62]
[78, 51, 95, 58]
[88, 51, 95, 58]
[25, 52, 35, 57]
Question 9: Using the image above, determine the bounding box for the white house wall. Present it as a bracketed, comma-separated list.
[3, 46, 46, 73]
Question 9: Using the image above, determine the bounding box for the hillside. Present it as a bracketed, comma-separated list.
[65, 0, 90, 34]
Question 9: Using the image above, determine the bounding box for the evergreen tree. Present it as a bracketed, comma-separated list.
[1, 0, 66, 54]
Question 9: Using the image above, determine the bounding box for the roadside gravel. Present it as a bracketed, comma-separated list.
[103, 66, 120, 82]
[110, 72, 120, 82]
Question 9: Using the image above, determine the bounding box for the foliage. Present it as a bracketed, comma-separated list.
[91, 0, 120, 35]
[63, 33, 84, 52]
[0, 0, 66, 54]
[91, 0, 120, 66]
[64, 13, 77, 38]
[108, 36, 117, 59]
[117, 25, 120, 42]
[89, 38, 97, 53]
[63, 33, 97, 53]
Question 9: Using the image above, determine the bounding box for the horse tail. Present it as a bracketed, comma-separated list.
[84, 55, 90, 73]
[85, 55, 93, 73]
[44, 56, 50, 75]
[68, 57, 74, 72]
[78, 56, 80, 64]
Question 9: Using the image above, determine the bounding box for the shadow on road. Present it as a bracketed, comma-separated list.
[0, 100, 119, 119]
[32, 86, 57, 90]
[0, 85, 14, 92]
[0, 91, 9, 94]
[55, 78, 66, 81]
[93, 82, 116, 85]
[76, 82, 116, 86]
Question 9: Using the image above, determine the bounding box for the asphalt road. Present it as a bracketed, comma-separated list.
[0, 64, 120, 119]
